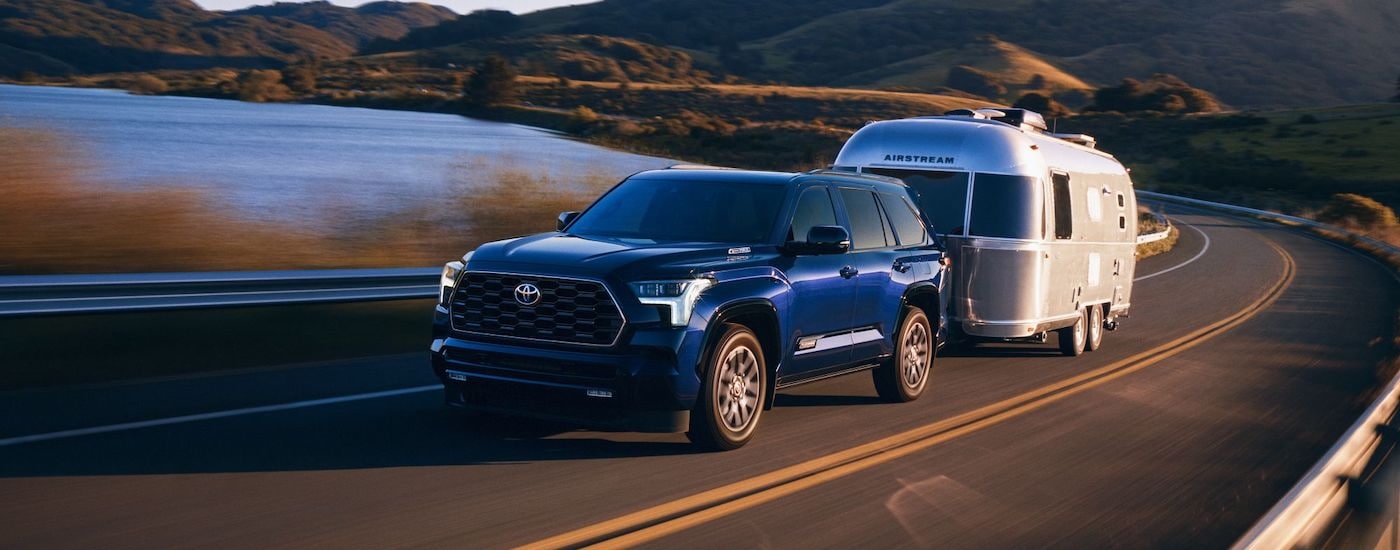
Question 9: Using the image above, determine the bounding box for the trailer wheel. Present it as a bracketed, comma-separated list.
[1058, 309, 1086, 356]
[874, 306, 933, 403]
[1086, 306, 1104, 352]
[687, 324, 766, 451]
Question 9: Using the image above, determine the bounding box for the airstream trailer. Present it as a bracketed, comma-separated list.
[832, 108, 1136, 356]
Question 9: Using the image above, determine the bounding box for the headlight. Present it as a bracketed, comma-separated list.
[439, 252, 471, 305]
[631, 278, 714, 326]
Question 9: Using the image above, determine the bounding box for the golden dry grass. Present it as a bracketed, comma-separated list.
[0, 128, 618, 274]
[0, 128, 329, 274]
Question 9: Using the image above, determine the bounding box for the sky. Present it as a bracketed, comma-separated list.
[191, 0, 597, 15]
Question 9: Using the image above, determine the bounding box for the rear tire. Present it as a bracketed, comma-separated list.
[1086, 306, 1104, 352]
[1058, 309, 1086, 356]
[873, 306, 933, 403]
[687, 324, 766, 451]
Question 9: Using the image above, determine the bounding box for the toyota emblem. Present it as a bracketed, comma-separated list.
[514, 283, 541, 305]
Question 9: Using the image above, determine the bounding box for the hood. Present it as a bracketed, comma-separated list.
[466, 233, 780, 282]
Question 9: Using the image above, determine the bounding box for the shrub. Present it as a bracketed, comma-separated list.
[1317, 193, 1397, 230]
[282, 65, 318, 95]
[236, 70, 291, 102]
[126, 74, 168, 95]
[1012, 92, 1071, 117]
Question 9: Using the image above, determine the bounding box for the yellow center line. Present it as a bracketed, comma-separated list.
[520, 239, 1296, 550]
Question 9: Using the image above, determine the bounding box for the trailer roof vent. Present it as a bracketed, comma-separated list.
[985, 108, 1048, 132]
[1050, 133, 1098, 148]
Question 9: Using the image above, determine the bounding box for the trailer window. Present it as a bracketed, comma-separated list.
[970, 174, 1042, 240]
[1052, 173, 1073, 240]
[864, 168, 969, 236]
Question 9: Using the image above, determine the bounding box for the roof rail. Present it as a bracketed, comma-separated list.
[806, 168, 905, 185]
[665, 164, 734, 170]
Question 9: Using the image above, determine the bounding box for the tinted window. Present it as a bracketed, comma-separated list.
[866, 168, 969, 236]
[788, 187, 837, 241]
[839, 188, 890, 250]
[569, 178, 786, 243]
[878, 191, 927, 245]
[1052, 173, 1072, 239]
[969, 174, 1043, 240]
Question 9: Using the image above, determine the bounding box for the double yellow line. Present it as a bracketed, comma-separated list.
[522, 240, 1296, 550]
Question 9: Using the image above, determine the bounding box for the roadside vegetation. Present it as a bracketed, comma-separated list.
[0, 127, 608, 274]
[1135, 209, 1178, 260]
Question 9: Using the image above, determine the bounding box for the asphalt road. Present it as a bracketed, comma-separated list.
[1, 208, 1395, 549]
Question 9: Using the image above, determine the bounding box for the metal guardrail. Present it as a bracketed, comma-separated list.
[1135, 211, 1173, 245]
[0, 267, 439, 317]
[1138, 190, 1400, 549]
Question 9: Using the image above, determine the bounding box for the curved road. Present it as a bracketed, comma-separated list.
[1, 207, 1394, 548]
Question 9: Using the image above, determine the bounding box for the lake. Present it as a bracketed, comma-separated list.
[0, 84, 674, 225]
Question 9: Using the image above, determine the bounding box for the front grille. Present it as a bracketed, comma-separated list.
[449, 272, 626, 346]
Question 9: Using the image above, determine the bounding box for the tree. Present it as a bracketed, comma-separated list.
[282, 64, 318, 95]
[463, 55, 519, 106]
[236, 70, 291, 102]
[1012, 92, 1071, 117]
[1392, 74, 1400, 103]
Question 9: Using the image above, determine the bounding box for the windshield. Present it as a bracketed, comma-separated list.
[567, 177, 786, 243]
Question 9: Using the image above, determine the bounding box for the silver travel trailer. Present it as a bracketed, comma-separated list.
[832, 108, 1136, 356]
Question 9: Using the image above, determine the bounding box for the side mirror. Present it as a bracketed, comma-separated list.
[557, 211, 579, 231]
[800, 225, 850, 255]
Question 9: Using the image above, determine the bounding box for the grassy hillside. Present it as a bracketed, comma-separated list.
[228, 1, 456, 49]
[1061, 103, 1400, 212]
[0, 0, 454, 76]
[832, 36, 1092, 103]
[391, 0, 1400, 108]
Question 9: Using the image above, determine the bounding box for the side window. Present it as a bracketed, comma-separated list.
[1052, 172, 1073, 240]
[878, 191, 927, 245]
[839, 187, 890, 250]
[788, 187, 837, 242]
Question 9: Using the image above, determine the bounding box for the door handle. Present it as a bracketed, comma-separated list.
[840, 266, 859, 279]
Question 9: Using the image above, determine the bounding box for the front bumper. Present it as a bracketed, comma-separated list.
[430, 326, 704, 433]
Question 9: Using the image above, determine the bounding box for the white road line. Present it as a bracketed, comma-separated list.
[0, 385, 440, 447]
[1136, 218, 1211, 282]
[0, 284, 434, 304]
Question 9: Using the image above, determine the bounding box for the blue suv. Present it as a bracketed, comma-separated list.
[431, 167, 947, 450]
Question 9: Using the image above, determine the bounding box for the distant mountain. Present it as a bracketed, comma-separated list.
[377, 0, 1400, 108]
[366, 34, 715, 84]
[229, 1, 456, 49]
[0, 0, 455, 76]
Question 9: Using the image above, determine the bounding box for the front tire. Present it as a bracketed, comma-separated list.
[874, 306, 933, 403]
[688, 324, 766, 451]
[1058, 308, 1086, 356]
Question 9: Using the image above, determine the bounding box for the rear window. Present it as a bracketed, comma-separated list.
[968, 174, 1042, 240]
[865, 168, 969, 236]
